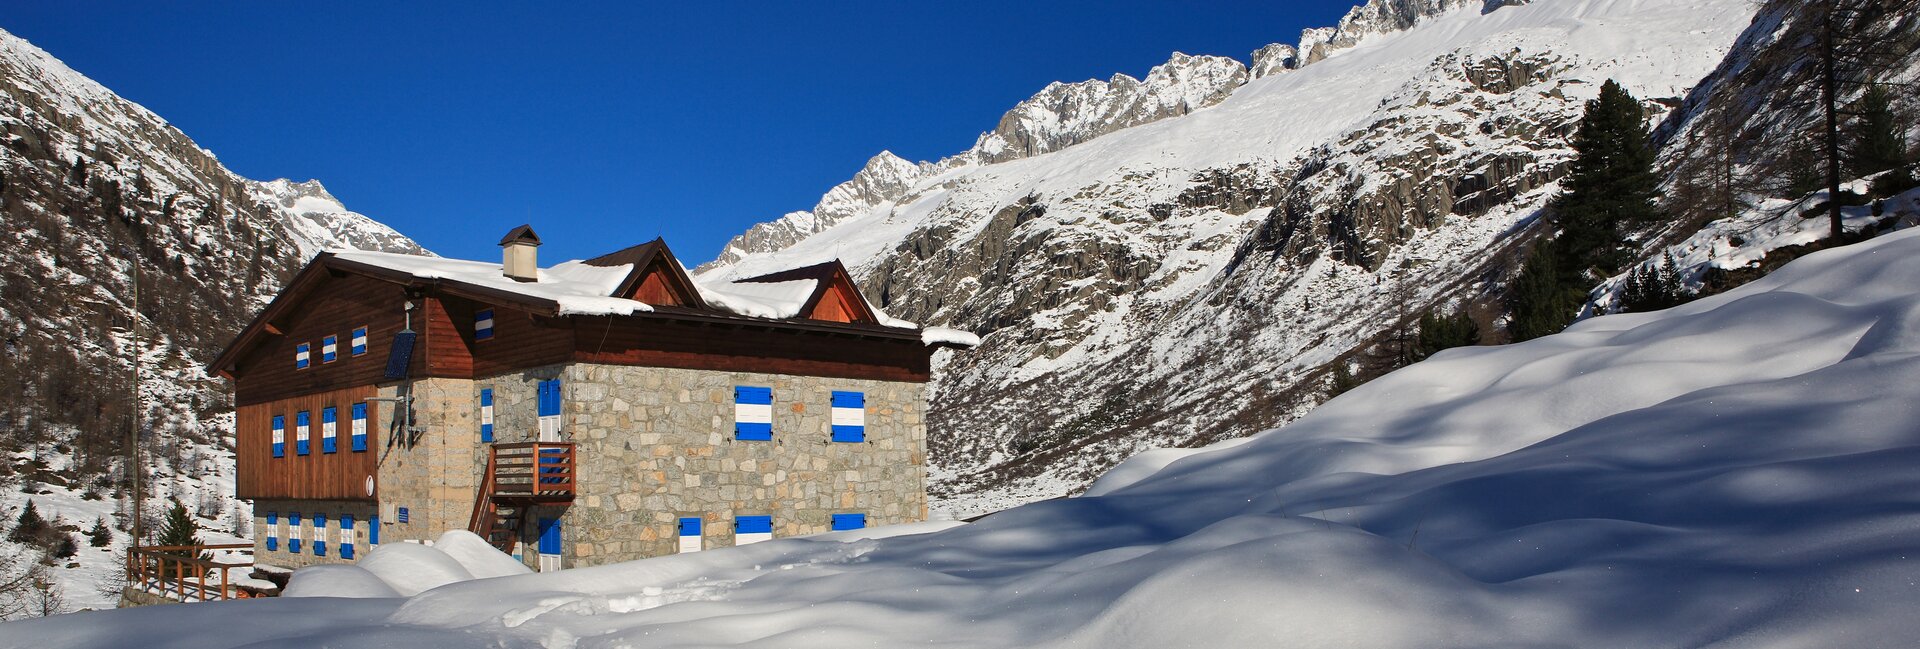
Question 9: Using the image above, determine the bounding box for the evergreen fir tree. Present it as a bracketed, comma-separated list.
[87, 517, 112, 548]
[51, 534, 77, 560]
[1409, 309, 1481, 363]
[1328, 364, 1360, 398]
[154, 498, 208, 559]
[1508, 242, 1579, 341]
[1554, 80, 1662, 277]
[1851, 85, 1907, 177]
[9, 500, 49, 544]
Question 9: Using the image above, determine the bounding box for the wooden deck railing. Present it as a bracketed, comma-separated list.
[490, 442, 576, 501]
[127, 543, 258, 602]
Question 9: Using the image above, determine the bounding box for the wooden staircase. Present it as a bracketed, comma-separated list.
[470, 442, 576, 553]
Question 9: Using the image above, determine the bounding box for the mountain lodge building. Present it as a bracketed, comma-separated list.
[208, 226, 971, 571]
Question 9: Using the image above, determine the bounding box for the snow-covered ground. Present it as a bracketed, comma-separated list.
[9, 207, 1920, 646]
[2, 438, 249, 614]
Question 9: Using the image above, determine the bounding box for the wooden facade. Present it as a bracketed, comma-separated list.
[234, 384, 380, 502]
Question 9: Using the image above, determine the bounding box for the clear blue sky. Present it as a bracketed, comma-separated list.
[5, 2, 1356, 264]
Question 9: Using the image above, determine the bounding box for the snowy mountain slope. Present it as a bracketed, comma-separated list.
[14, 194, 1920, 649]
[0, 26, 424, 613]
[699, 0, 1761, 515]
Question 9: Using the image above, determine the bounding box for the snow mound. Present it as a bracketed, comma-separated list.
[431, 530, 534, 579]
[12, 227, 1920, 649]
[280, 565, 401, 599]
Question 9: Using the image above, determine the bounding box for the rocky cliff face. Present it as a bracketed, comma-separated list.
[0, 26, 423, 476]
[702, 0, 1763, 516]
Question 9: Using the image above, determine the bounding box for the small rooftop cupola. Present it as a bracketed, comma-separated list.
[499, 224, 541, 282]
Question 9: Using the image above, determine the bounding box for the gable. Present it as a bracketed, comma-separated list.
[625, 261, 697, 307]
[805, 277, 869, 323]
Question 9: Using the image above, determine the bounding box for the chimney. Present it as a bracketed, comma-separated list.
[499, 224, 541, 282]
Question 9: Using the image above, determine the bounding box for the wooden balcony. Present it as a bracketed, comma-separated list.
[487, 442, 577, 503]
[471, 442, 575, 552]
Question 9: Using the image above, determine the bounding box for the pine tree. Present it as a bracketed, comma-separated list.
[1851, 84, 1908, 177]
[8, 501, 49, 544]
[1408, 309, 1481, 363]
[1555, 80, 1661, 277]
[154, 498, 208, 559]
[1328, 364, 1360, 398]
[1508, 242, 1579, 341]
[51, 534, 77, 560]
[87, 517, 112, 548]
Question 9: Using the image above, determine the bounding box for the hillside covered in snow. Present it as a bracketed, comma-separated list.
[696, 0, 1809, 515]
[11, 190, 1920, 648]
[0, 26, 425, 613]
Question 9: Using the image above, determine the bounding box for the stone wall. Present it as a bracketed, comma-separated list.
[250, 499, 377, 569]
[256, 364, 933, 571]
[529, 363, 928, 567]
[372, 377, 484, 544]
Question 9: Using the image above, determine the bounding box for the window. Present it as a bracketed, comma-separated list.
[831, 513, 867, 531]
[295, 411, 311, 456]
[733, 386, 773, 441]
[537, 380, 561, 441]
[264, 512, 278, 551]
[322, 335, 338, 363]
[480, 389, 494, 443]
[830, 391, 866, 443]
[537, 517, 562, 572]
[340, 515, 357, 560]
[321, 407, 338, 454]
[734, 515, 773, 545]
[369, 514, 379, 546]
[295, 343, 311, 369]
[677, 517, 702, 554]
[351, 326, 368, 356]
[351, 403, 369, 452]
[313, 513, 328, 557]
[288, 512, 303, 554]
[271, 415, 286, 458]
[475, 308, 495, 341]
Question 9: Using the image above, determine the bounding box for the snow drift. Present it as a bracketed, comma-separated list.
[8, 228, 1920, 646]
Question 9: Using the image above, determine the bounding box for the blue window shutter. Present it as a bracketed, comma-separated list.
[735, 515, 773, 534]
[831, 513, 867, 531]
[322, 335, 338, 363]
[476, 308, 495, 340]
[340, 515, 356, 560]
[314, 513, 327, 556]
[271, 415, 285, 458]
[295, 343, 310, 369]
[351, 326, 368, 356]
[678, 517, 702, 536]
[830, 391, 866, 443]
[369, 515, 379, 545]
[538, 518, 562, 555]
[733, 386, 773, 441]
[537, 379, 562, 417]
[265, 512, 278, 551]
[480, 389, 494, 443]
[288, 512, 302, 554]
[296, 411, 311, 456]
[351, 403, 369, 452]
[321, 407, 338, 454]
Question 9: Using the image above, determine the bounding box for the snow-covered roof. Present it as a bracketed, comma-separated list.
[328, 242, 985, 348]
[210, 238, 978, 377]
[329, 250, 652, 317]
